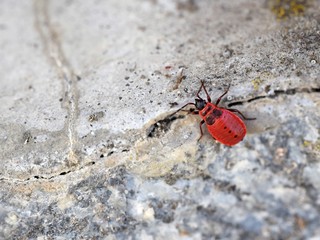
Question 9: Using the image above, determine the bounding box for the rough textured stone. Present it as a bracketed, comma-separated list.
[1, 0, 320, 239]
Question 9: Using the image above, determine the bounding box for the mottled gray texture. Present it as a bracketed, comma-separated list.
[1, 0, 320, 239]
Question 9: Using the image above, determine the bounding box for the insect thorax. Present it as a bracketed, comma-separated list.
[195, 98, 206, 110]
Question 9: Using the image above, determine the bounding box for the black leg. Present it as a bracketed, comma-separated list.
[197, 120, 205, 141]
[227, 108, 256, 120]
[169, 102, 196, 117]
[179, 109, 199, 115]
[191, 110, 199, 115]
[215, 84, 230, 106]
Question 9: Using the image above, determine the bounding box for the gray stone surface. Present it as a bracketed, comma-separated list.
[0, 0, 320, 239]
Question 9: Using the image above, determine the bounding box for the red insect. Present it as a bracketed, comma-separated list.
[171, 81, 255, 146]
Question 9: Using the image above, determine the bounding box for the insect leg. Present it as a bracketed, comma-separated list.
[178, 109, 199, 115]
[197, 120, 205, 141]
[227, 108, 256, 120]
[190, 110, 199, 115]
[168, 102, 196, 118]
[215, 84, 230, 106]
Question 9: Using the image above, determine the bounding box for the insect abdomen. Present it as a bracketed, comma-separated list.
[206, 110, 246, 146]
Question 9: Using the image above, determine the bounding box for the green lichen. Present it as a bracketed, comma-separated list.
[251, 78, 263, 91]
[269, 0, 313, 19]
[251, 72, 273, 91]
[303, 139, 320, 153]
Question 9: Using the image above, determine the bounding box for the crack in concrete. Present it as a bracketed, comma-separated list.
[228, 87, 320, 107]
[0, 161, 96, 183]
[158, 86, 320, 137]
[2, 86, 318, 182]
[34, 0, 79, 165]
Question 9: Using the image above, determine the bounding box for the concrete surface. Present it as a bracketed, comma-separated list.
[0, 0, 320, 239]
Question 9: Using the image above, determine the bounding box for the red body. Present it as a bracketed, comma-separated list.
[171, 81, 254, 146]
[198, 102, 246, 146]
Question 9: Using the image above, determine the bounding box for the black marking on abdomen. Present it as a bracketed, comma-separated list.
[206, 114, 215, 125]
[201, 105, 212, 116]
[212, 109, 222, 117]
